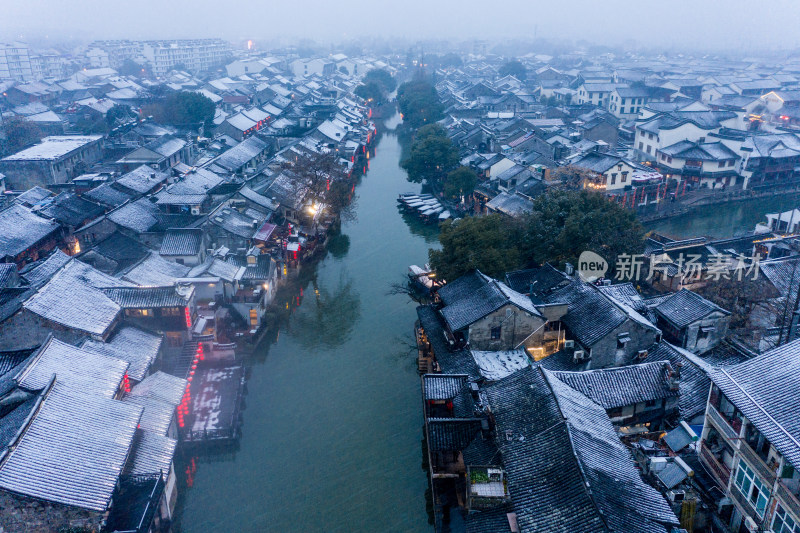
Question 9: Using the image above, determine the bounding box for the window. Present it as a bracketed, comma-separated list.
[617, 333, 630, 350]
[610, 173, 617, 185]
[646, 145, 652, 155]
[733, 461, 771, 517]
[621, 172, 628, 183]
[648, 133, 654, 140]
[620, 107, 626, 114]
[639, 142, 644, 150]
[773, 504, 800, 533]
[491, 327, 502, 340]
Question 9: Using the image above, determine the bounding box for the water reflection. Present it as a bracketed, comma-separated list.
[398, 208, 443, 244]
[326, 231, 351, 258]
[288, 271, 362, 349]
[647, 193, 800, 239]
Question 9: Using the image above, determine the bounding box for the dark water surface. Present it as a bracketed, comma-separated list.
[174, 114, 436, 532]
[647, 193, 800, 239]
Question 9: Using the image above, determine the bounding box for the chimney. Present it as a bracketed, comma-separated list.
[667, 363, 682, 391]
[564, 262, 574, 276]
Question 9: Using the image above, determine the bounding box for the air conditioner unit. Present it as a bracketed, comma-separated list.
[744, 517, 758, 533]
[667, 490, 685, 502]
[191, 207, 201, 215]
[564, 340, 575, 349]
[573, 350, 589, 363]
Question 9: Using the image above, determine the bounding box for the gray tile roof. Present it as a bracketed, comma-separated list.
[504, 268, 539, 294]
[659, 140, 738, 161]
[0, 264, 17, 288]
[14, 186, 53, 207]
[81, 327, 162, 382]
[83, 182, 133, 207]
[122, 252, 191, 286]
[543, 281, 628, 347]
[549, 361, 678, 410]
[416, 305, 481, 379]
[654, 289, 729, 329]
[212, 136, 269, 172]
[102, 286, 188, 309]
[438, 270, 541, 332]
[484, 367, 678, 533]
[23, 259, 127, 336]
[423, 374, 470, 400]
[237, 186, 279, 211]
[427, 418, 483, 452]
[38, 192, 105, 228]
[0, 380, 142, 511]
[485, 191, 534, 217]
[208, 205, 267, 239]
[471, 349, 531, 381]
[160, 228, 203, 256]
[97, 231, 150, 261]
[124, 429, 177, 476]
[18, 249, 71, 288]
[121, 395, 175, 436]
[128, 371, 187, 407]
[107, 198, 161, 234]
[16, 337, 129, 398]
[115, 165, 169, 195]
[599, 282, 656, 322]
[464, 504, 515, 533]
[225, 253, 275, 280]
[710, 339, 800, 468]
[0, 204, 60, 260]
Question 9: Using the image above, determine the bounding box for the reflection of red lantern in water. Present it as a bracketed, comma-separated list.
[185, 457, 197, 487]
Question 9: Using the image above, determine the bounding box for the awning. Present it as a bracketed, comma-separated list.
[253, 222, 277, 242]
[193, 317, 208, 336]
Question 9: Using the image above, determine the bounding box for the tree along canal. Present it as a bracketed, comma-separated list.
[173, 113, 436, 532]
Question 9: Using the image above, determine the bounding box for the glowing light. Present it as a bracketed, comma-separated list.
[184, 307, 192, 328]
[247, 39, 253, 50]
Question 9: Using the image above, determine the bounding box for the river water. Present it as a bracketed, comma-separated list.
[173, 114, 436, 532]
[646, 193, 800, 239]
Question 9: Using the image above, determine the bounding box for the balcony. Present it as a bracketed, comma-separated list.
[729, 484, 760, 523]
[738, 441, 777, 485]
[707, 404, 741, 442]
[700, 444, 731, 488]
[777, 481, 800, 522]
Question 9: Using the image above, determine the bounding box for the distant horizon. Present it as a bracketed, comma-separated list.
[3, 0, 800, 55]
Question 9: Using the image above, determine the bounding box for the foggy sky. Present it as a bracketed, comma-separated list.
[3, 0, 800, 52]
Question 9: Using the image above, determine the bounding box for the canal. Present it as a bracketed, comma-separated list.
[173, 113, 436, 532]
[646, 192, 800, 239]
